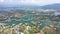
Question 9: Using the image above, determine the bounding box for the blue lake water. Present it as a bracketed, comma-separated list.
[6, 15, 33, 26]
[5, 15, 59, 29]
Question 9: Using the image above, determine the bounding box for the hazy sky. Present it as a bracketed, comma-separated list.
[0, 0, 60, 6]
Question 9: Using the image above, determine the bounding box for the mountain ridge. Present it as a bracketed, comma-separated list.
[0, 3, 60, 9]
[41, 3, 60, 10]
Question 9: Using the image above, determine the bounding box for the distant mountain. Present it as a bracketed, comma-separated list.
[0, 3, 60, 10]
[0, 4, 40, 9]
[41, 3, 60, 10]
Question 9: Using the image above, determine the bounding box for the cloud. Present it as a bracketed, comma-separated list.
[17, 0, 60, 5]
[0, 0, 5, 3]
[0, 0, 60, 6]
